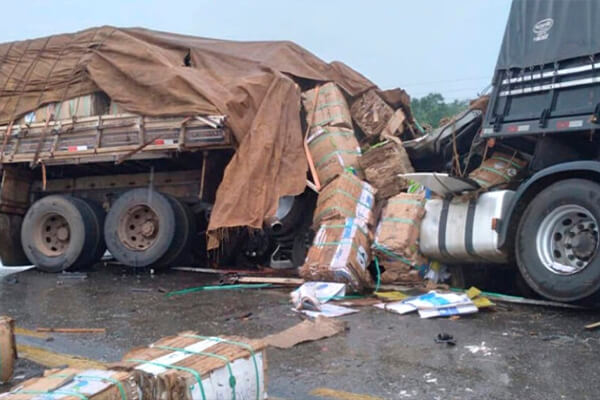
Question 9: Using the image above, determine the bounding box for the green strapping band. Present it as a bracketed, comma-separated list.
[480, 166, 510, 182]
[316, 101, 345, 111]
[154, 345, 237, 400]
[316, 149, 361, 168]
[126, 358, 207, 400]
[387, 199, 424, 207]
[373, 243, 412, 266]
[381, 217, 417, 226]
[15, 389, 89, 399]
[312, 114, 348, 127]
[490, 155, 522, 169]
[308, 130, 354, 146]
[50, 373, 128, 400]
[184, 335, 260, 400]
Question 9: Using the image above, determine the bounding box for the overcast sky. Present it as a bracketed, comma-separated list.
[0, 0, 512, 101]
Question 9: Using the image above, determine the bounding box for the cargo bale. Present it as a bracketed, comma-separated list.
[313, 172, 376, 228]
[300, 217, 373, 292]
[350, 89, 394, 141]
[302, 82, 353, 130]
[468, 151, 527, 189]
[359, 140, 414, 200]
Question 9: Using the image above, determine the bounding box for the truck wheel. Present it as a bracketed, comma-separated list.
[154, 195, 195, 268]
[104, 188, 175, 268]
[516, 179, 600, 302]
[21, 195, 97, 272]
[75, 198, 107, 268]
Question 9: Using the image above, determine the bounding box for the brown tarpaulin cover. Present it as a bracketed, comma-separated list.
[0, 26, 375, 247]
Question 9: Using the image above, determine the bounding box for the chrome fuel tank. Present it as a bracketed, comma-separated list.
[419, 190, 515, 263]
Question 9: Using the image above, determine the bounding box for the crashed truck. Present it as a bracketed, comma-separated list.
[405, 0, 600, 304]
[0, 27, 382, 272]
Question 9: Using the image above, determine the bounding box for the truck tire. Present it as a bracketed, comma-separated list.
[104, 188, 175, 268]
[516, 179, 600, 302]
[76, 198, 107, 268]
[154, 195, 195, 268]
[21, 195, 97, 272]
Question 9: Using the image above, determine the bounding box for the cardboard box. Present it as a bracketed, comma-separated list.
[373, 193, 426, 279]
[307, 126, 362, 186]
[119, 332, 267, 400]
[0, 316, 16, 383]
[350, 89, 394, 141]
[300, 217, 373, 292]
[4, 368, 140, 399]
[302, 83, 353, 130]
[313, 172, 376, 228]
[469, 151, 527, 189]
[17, 92, 110, 124]
[359, 140, 414, 200]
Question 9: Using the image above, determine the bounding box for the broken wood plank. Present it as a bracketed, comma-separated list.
[36, 328, 106, 334]
[236, 276, 305, 285]
[585, 321, 600, 330]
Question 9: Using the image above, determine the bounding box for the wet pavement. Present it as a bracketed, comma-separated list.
[1, 265, 599, 399]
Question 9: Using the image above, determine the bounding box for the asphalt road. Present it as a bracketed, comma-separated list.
[0, 265, 599, 399]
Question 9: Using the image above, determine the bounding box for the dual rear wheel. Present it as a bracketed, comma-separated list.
[21, 189, 194, 272]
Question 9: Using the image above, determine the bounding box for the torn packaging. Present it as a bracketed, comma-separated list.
[313, 172, 377, 229]
[302, 83, 353, 130]
[307, 126, 363, 186]
[468, 151, 527, 189]
[300, 218, 373, 292]
[4, 368, 140, 400]
[0, 316, 16, 383]
[373, 193, 426, 282]
[0, 27, 375, 249]
[116, 332, 266, 400]
[350, 89, 395, 141]
[359, 141, 414, 200]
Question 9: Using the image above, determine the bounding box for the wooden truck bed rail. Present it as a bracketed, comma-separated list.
[0, 114, 232, 165]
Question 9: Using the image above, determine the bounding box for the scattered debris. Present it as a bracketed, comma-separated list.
[585, 321, 600, 330]
[35, 328, 106, 334]
[264, 316, 347, 349]
[291, 282, 347, 310]
[464, 341, 496, 357]
[310, 387, 385, 400]
[435, 333, 456, 346]
[297, 303, 359, 318]
[375, 291, 478, 318]
[16, 344, 106, 370]
[236, 276, 305, 286]
[165, 283, 273, 297]
[452, 288, 586, 309]
[0, 316, 16, 383]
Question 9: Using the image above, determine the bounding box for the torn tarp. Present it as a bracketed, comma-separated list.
[0, 27, 376, 248]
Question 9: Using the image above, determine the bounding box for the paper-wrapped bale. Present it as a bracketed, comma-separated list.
[300, 217, 373, 291]
[350, 89, 394, 141]
[3, 368, 140, 399]
[0, 316, 16, 383]
[373, 193, 426, 283]
[302, 82, 353, 130]
[18, 93, 110, 124]
[307, 126, 362, 186]
[359, 140, 414, 200]
[119, 332, 267, 400]
[469, 151, 527, 189]
[313, 172, 376, 228]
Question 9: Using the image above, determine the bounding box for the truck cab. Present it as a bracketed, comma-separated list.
[407, 0, 600, 303]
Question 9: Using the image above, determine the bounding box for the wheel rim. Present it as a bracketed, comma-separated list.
[118, 204, 160, 251]
[36, 213, 71, 256]
[536, 204, 599, 275]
